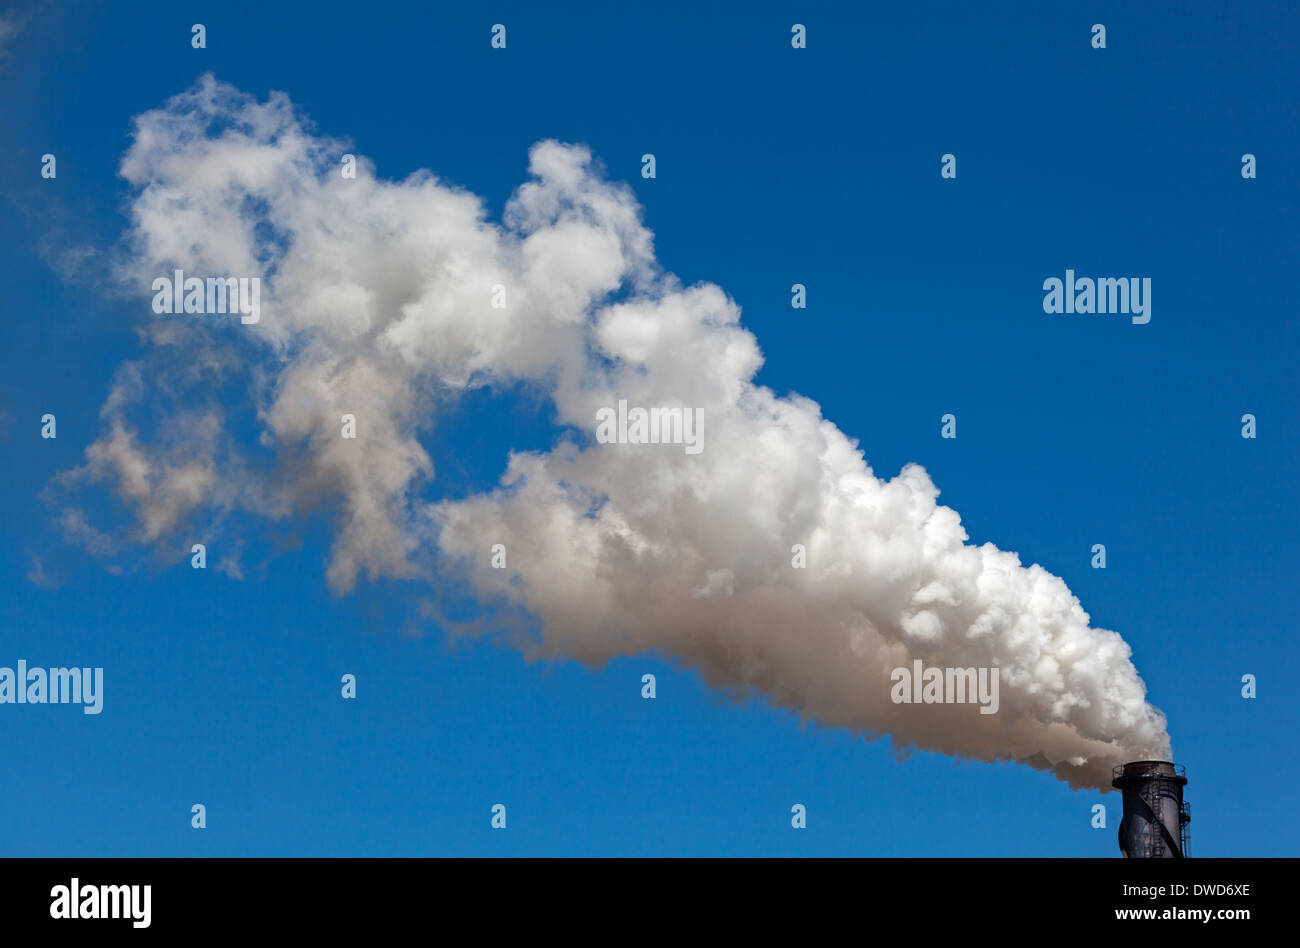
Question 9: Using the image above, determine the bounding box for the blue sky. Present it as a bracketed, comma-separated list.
[0, 0, 1297, 856]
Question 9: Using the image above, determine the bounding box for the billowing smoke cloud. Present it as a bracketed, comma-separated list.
[55, 75, 1170, 789]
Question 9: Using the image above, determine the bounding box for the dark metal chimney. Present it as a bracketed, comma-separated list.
[1112, 760, 1190, 858]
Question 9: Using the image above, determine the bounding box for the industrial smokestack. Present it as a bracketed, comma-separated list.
[1112, 761, 1191, 858]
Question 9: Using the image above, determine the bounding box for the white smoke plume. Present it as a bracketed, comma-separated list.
[56, 75, 1171, 789]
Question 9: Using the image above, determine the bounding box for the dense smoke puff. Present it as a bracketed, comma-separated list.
[56, 75, 1171, 789]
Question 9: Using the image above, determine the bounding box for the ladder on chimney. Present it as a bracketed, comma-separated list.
[1140, 788, 1184, 858]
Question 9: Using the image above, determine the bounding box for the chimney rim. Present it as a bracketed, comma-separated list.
[1112, 759, 1187, 788]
